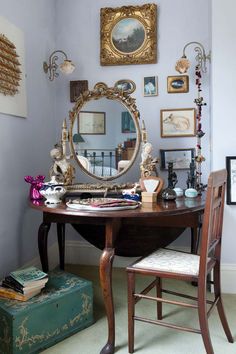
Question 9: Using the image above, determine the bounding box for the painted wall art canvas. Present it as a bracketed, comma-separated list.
[100, 4, 157, 65]
[0, 16, 27, 118]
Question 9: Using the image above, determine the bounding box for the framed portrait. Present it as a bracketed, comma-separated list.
[167, 75, 189, 94]
[78, 111, 106, 135]
[143, 76, 158, 96]
[121, 111, 135, 133]
[226, 156, 236, 204]
[100, 3, 157, 66]
[160, 108, 196, 138]
[160, 148, 195, 170]
[70, 80, 88, 102]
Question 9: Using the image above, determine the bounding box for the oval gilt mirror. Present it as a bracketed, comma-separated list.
[69, 83, 141, 181]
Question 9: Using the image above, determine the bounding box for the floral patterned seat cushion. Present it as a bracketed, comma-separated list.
[133, 248, 205, 276]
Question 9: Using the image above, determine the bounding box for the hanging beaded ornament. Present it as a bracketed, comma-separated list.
[194, 65, 207, 193]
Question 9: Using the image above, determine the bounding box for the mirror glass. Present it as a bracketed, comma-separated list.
[69, 84, 141, 181]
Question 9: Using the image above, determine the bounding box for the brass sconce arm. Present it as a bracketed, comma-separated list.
[43, 50, 75, 81]
[176, 41, 211, 74]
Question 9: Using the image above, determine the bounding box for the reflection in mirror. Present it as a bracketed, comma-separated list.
[72, 99, 136, 178]
[69, 83, 141, 181]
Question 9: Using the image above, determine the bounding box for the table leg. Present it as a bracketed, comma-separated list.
[57, 223, 65, 270]
[99, 219, 121, 354]
[191, 227, 198, 254]
[38, 222, 51, 272]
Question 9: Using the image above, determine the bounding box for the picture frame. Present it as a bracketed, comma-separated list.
[226, 156, 236, 204]
[121, 111, 135, 133]
[143, 76, 158, 96]
[78, 111, 106, 135]
[160, 148, 195, 170]
[160, 108, 196, 138]
[167, 75, 189, 94]
[114, 79, 136, 94]
[70, 80, 88, 103]
[100, 3, 157, 66]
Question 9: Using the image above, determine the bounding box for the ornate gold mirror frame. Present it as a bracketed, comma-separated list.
[68, 82, 141, 183]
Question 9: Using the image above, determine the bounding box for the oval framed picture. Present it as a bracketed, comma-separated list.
[114, 79, 136, 94]
[167, 75, 189, 93]
[100, 4, 157, 65]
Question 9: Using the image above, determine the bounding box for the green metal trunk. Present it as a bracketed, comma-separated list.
[0, 270, 93, 354]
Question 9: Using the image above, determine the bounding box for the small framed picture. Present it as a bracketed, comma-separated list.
[78, 111, 106, 135]
[160, 148, 195, 170]
[160, 108, 196, 138]
[70, 80, 88, 102]
[167, 75, 189, 93]
[143, 76, 158, 96]
[121, 111, 135, 133]
[226, 156, 236, 204]
[114, 79, 136, 94]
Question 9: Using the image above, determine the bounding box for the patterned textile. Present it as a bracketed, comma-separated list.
[133, 248, 206, 276]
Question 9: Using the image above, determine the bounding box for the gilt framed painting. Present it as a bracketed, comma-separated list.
[100, 3, 157, 66]
[167, 75, 189, 93]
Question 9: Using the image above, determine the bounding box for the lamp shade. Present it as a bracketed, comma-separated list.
[73, 133, 85, 143]
[59, 60, 75, 74]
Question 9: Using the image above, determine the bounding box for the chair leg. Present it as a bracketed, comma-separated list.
[127, 272, 135, 353]
[156, 277, 162, 320]
[198, 281, 214, 354]
[213, 264, 234, 343]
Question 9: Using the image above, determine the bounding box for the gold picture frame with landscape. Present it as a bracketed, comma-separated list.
[100, 3, 157, 66]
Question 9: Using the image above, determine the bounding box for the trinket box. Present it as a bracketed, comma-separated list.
[0, 270, 93, 354]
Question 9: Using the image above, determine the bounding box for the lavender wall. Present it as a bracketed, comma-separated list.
[0, 0, 213, 278]
[211, 0, 236, 264]
[0, 0, 56, 278]
[55, 0, 211, 244]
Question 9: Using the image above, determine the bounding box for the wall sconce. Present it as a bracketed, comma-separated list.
[175, 41, 211, 74]
[43, 50, 75, 81]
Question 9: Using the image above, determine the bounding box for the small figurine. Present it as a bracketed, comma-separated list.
[167, 162, 178, 189]
[24, 175, 45, 200]
[140, 142, 158, 178]
[186, 159, 197, 189]
[49, 144, 75, 185]
[161, 162, 177, 201]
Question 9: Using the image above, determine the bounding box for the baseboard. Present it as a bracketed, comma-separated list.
[220, 264, 236, 294]
[26, 240, 236, 294]
[23, 242, 60, 271]
[64, 240, 236, 294]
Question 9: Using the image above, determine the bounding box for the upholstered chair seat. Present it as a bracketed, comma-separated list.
[133, 248, 205, 276]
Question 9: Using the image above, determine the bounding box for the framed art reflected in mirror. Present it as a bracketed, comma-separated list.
[78, 111, 106, 135]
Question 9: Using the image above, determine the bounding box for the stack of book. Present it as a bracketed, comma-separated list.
[0, 266, 48, 301]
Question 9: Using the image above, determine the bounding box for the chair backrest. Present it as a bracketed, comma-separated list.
[199, 169, 227, 275]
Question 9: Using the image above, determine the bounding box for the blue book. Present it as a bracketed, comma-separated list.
[10, 266, 48, 287]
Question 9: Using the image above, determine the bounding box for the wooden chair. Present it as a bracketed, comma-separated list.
[126, 169, 234, 354]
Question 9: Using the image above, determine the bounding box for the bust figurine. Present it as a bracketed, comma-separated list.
[140, 142, 158, 178]
[49, 145, 75, 185]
